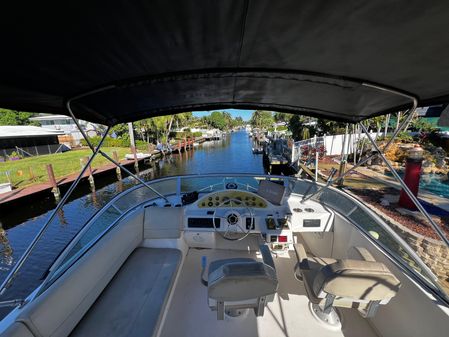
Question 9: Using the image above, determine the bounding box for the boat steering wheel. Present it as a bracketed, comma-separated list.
[212, 198, 254, 241]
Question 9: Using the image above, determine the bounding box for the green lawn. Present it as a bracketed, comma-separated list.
[0, 147, 130, 188]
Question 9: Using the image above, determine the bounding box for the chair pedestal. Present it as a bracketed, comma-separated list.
[309, 302, 342, 330]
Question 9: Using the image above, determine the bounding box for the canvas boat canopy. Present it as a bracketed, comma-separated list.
[1, 0, 449, 125]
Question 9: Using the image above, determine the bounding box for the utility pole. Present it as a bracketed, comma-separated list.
[337, 124, 349, 186]
[384, 114, 390, 138]
[128, 122, 135, 148]
[396, 111, 401, 131]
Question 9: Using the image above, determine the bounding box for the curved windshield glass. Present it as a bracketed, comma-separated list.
[40, 174, 448, 301]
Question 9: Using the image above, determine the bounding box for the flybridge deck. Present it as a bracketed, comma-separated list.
[1, 2, 449, 336]
[1, 174, 447, 337]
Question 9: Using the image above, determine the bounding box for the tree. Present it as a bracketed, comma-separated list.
[131, 112, 195, 143]
[208, 111, 227, 130]
[409, 117, 438, 133]
[367, 116, 385, 134]
[111, 124, 129, 139]
[273, 112, 291, 123]
[301, 127, 311, 140]
[234, 116, 244, 127]
[0, 109, 39, 126]
[288, 115, 317, 140]
[250, 110, 274, 129]
[316, 119, 346, 135]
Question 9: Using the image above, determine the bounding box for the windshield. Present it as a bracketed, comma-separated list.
[38, 174, 290, 293]
[36, 174, 448, 303]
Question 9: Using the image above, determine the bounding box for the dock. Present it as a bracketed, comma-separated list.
[0, 157, 145, 211]
[0, 137, 209, 211]
[170, 137, 197, 153]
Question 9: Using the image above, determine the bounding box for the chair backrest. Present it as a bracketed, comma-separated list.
[313, 259, 401, 302]
[205, 245, 278, 320]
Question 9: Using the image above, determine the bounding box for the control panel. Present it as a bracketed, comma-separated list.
[287, 197, 334, 232]
[261, 214, 293, 252]
[197, 191, 268, 208]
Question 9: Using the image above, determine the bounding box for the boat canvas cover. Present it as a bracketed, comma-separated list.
[1, 0, 449, 125]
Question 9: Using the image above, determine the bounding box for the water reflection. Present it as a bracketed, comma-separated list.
[0, 224, 13, 269]
[115, 180, 124, 194]
[57, 209, 67, 227]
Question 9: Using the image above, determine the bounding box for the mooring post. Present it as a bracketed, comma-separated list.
[131, 146, 138, 169]
[84, 156, 95, 191]
[113, 151, 122, 180]
[46, 164, 60, 201]
[28, 167, 35, 182]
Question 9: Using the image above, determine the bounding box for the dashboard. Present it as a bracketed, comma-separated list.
[197, 190, 267, 208]
[183, 189, 334, 251]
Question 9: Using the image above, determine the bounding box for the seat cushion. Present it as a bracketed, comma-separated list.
[70, 247, 181, 337]
[208, 258, 278, 301]
[313, 259, 401, 301]
[209, 258, 255, 274]
[295, 243, 400, 306]
[301, 257, 337, 304]
[1, 322, 34, 337]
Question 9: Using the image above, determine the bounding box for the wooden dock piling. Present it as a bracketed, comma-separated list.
[28, 167, 36, 182]
[84, 156, 96, 191]
[113, 151, 122, 180]
[131, 146, 138, 169]
[46, 164, 60, 201]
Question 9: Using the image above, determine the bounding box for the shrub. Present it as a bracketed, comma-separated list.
[80, 136, 149, 151]
[8, 151, 22, 160]
[169, 131, 202, 139]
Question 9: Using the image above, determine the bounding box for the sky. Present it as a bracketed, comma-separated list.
[193, 109, 254, 121]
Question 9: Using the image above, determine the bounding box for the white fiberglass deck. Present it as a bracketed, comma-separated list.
[159, 248, 378, 337]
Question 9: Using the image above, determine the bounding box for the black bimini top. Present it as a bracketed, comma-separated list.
[1, 1, 449, 125]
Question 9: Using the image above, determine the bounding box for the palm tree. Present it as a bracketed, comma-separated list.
[301, 127, 310, 140]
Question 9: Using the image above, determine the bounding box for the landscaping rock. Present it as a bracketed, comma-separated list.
[380, 198, 390, 206]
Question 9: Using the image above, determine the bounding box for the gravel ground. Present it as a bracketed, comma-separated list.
[348, 187, 449, 241]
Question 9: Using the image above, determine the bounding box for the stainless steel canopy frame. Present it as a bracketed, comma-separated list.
[0, 92, 167, 304]
[359, 123, 449, 247]
[300, 85, 418, 209]
[65, 98, 170, 204]
[0, 76, 447, 309]
[0, 125, 111, 301]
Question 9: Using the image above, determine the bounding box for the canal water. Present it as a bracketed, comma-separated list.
[0, 130, 264, 318]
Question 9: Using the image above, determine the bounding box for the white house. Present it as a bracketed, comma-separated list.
[30, 114, 101, 146]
